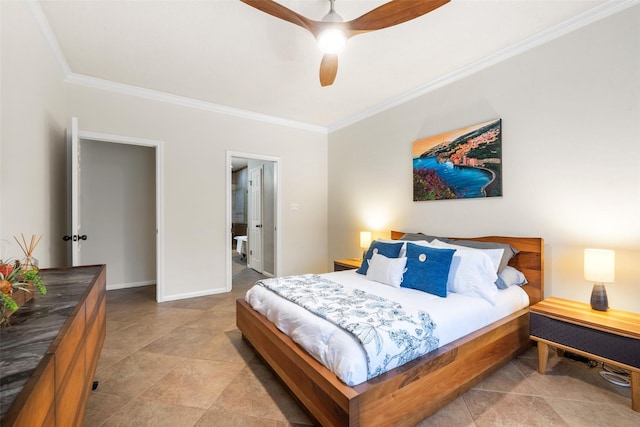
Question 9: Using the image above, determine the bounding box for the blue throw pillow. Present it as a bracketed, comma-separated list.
[401, 243, 456, 297]
[356, 240, 404, 275]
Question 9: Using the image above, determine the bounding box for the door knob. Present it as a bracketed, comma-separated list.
[62, 234, 88, 241]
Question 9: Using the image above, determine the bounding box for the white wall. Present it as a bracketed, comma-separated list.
[1, 1, 329, 301]
[1, 1, 68, 267]
[67, 86, 328, 300]
[328, 6, 640, 312]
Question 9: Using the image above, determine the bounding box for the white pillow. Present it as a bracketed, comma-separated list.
[423, 240, 498, 304]
[430, 239, 504, 274]
[365, 253, 407, 288]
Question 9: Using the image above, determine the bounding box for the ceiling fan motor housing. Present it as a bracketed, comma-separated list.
[317, 0, 347, 54]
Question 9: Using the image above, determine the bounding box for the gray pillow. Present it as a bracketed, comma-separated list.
[400, 233, 448, 243]
[495, 266, 528, 289]
[448, 239, 519, 272]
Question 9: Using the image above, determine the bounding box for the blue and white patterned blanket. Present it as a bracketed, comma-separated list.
[257, 274, 439, 380]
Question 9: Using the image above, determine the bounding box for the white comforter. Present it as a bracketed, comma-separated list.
[245, 269, 529, 386]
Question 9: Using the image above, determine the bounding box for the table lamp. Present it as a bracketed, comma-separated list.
[360, 231, 372, 259]
[584, 248, 615, 311]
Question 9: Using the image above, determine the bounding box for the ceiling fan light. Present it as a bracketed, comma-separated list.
[317, 28, 347, 54]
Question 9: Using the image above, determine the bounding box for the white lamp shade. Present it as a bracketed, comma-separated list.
[584, 248, 615, 283]
[360, 231, 372, 249]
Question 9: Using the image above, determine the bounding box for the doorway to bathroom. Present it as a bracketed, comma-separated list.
[226, 151, 279, 291]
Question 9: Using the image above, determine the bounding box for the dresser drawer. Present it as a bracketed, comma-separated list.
[530, 312, 640, 369]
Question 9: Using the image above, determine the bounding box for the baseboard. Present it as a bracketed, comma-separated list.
[159, 287, 229, 302]
[106, 280, 155, 291]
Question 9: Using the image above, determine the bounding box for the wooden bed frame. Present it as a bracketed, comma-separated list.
[236, 233, 544, 426]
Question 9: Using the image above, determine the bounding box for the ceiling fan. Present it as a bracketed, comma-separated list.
[241, 0, 450, 87]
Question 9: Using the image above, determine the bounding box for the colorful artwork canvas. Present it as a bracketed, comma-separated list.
[413, 119, 502, 201]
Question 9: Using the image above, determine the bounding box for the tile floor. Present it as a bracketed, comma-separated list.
[84, 254, 639, 426]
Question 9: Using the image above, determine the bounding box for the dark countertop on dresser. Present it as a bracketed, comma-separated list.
[0, 265, 104, 419]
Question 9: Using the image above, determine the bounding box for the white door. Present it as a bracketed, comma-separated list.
[66, 117, 83, 265]
[248, 166, 263, 273]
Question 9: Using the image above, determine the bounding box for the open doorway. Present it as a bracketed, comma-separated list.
[67, 117, 165, 301]
[80, 140, 156, 288]
[226, 151, 280, 291]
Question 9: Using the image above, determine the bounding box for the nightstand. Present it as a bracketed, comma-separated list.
[529, 297, 640, 412]
[333, 258, 362, 271]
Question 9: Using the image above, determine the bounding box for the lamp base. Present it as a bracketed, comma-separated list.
[590, 283, 609, 311]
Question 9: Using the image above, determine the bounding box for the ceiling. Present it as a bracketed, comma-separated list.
[32, 0, 631, 131]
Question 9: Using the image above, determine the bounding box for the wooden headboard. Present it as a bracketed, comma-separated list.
[390, 231, 544, 305]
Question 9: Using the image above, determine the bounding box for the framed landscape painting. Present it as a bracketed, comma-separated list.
[413, 119, 502, 201]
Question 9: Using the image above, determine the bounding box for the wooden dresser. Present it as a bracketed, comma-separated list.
[0, 265, 107, 426]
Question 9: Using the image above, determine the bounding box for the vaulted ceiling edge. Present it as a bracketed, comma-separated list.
[27, 0, 638, 135]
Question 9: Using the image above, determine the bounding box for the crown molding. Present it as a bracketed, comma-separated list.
[26, 0, 327, 134]
[28, 0, 638, 135]
[326, 0, 640, 133]
[27, 0, 71, 76]
[64, 73, 327, 134]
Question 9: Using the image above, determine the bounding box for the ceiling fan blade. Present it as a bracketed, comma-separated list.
[319, 54, 338, 87]
[240, 0, 318, 34]
[346, 0, 450, 35]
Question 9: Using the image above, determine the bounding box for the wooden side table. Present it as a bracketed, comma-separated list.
[529, 297, 640, 412]
[333, 258, 362, 271]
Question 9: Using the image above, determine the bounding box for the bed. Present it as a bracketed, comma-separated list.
[236, 232, 544, 426]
